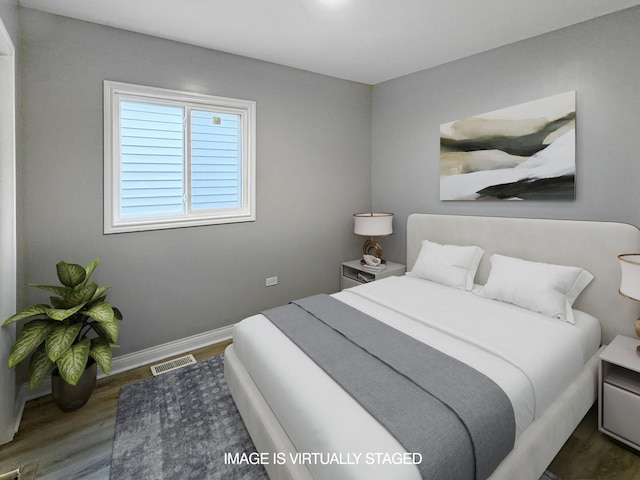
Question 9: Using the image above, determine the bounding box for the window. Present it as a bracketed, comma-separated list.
[104, 81, 256, 234]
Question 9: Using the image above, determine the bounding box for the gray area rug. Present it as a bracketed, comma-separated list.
[110, 354, 268, 479]
[541, 471, 561, 480]
[110, 353, 560, 480]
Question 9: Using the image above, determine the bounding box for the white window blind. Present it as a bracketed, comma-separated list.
[120, 100, 185, 218]
[190, 110, 242, 211]
[104, 81, 255, 234]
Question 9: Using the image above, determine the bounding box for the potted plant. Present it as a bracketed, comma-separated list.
[2, 258, 122, 411]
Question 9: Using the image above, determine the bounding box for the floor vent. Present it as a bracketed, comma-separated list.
[150, 354, 197, 376]
[0, 468, 21, 480]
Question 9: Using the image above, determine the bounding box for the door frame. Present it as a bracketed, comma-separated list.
[0, 15, 17, 445]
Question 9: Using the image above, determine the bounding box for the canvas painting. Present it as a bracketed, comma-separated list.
[440, 91, 576, 200]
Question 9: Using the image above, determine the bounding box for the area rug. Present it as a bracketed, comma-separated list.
[110, 354, 268, 479]
[110, 353, 560, 480]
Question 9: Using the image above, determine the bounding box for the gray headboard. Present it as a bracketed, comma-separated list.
[407, 214, 640, 345]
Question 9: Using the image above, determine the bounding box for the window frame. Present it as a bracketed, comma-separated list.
[104, 81, 256, 234]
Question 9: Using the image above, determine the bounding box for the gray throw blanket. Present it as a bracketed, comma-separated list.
[262, 294, 515, 480]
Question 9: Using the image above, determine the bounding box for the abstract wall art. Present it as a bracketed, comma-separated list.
[440, 91, 576, 201]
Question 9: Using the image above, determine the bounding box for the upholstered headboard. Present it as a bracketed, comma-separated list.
[407, 214, 640, 345]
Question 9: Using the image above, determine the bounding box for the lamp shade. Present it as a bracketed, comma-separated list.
[619, 254, 640, 302]
[353, 213, 393, 236]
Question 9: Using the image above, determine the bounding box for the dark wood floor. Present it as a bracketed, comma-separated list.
[548, 405, 640, 479]
[0, 340, 232, 479]
[1, 338, 639, 479]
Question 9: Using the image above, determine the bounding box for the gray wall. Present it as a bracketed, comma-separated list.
[18, 9, 371, 357]
[371, 7, 640, 265]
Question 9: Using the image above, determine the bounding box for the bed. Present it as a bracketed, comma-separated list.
[224, 214, 640, 480]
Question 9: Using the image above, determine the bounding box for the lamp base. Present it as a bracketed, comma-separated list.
[362, 237, 386, 263]
[360, 258, 387, 266]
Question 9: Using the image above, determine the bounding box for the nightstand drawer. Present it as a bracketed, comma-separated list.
[602, 382, 640, 446]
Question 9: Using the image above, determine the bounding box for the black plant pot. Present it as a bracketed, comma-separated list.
[51, 359, 97, 412]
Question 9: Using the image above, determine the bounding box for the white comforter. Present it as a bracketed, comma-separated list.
[232, 276, 600, 480]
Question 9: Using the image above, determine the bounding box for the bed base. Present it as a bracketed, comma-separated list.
[224, 343, 601, 480]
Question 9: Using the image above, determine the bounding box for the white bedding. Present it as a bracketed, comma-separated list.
[232, 275, 600, 480]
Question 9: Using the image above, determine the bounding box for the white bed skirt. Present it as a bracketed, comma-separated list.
[224, 343, 601, 480]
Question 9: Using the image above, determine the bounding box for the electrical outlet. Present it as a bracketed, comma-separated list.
[266, 276, 278, 287]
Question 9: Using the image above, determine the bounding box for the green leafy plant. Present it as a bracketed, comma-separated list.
[2, 258, 122, 389]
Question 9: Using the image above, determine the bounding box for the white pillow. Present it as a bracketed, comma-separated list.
[408, 240, 484, 290]
[477, 254, 594, 324]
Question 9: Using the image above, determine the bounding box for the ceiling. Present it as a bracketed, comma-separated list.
[17, 0, 640, 85]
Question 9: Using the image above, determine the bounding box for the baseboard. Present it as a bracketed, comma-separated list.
[15, 323, 234, 407]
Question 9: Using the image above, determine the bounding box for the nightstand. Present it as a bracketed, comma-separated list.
[599, 334, 640, 451]
[341, 259, 406, 290]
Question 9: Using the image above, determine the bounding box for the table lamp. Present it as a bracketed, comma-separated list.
[618, 253, 640, 354]
[353, 213, 393, 263]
